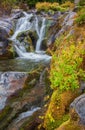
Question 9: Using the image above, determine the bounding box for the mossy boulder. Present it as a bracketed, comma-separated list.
[56, 120, 83, 130]
[16, 30, 38, 52]
[56, 94, 85, 130]
[0, 66, 50, 130]
[44, 90, 79, 130]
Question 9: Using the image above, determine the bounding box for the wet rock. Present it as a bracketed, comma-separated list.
[70, 94, 85, 125]
[41, 38, 47, 50]
[0, 18, 14, 59]
[0, 65, 52, 130]
[19, 108, 45, 130]
[62, 11, 77, 26]
[80, 81, 85, 93]
[16, 30, 38, 51]
[0, 72, 28, 110]
[11, 9, 24, 19]
[56, 94, 85, 130]
[47, 11, 77, 47]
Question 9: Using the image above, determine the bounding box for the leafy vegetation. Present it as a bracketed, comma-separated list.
[0, 0, 74, 10]
[76, 13, 85, 25]
[78, 0, 85, 6]
[76, 8, 85, 25]
[50, 36, 85, 91]
[0, 0, 17, 10]
[61, 1, 74, 8]
[36, 1, 74, 12]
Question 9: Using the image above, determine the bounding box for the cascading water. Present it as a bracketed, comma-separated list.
[10, 12, 51, 61]
[36, 18, 46, 52]
[11, 13, 33, 40]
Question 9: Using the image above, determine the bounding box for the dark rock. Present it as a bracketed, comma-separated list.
[0, 67, 50, 130]
[70, 94, 85, 125]
[47, 11, 77, 47]
[16, 30, 38, 51]
[73, 6, 79, 12]
[41, 38, 47, 50]
[80, 81, 85, 93]
[0, 72, 28, 110]
[0, 17, 14, 59]
[11, 9, 24, 19]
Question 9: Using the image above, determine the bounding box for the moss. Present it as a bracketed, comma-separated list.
[0, 106, 12, 122]
[44, 114, 69, 130]
[44, 90, 79, 130]
[36, 2, 67, 12]
[56, 120, 82, 130]
[76, 13, 85, 25]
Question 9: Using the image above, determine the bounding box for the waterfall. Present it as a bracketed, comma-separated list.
[35, 17, 40, 37]
[11, 13, 33, 40]
[10, 12, 51, 61]
[14, 45, 51, 61]
[36, 18, 46, 52]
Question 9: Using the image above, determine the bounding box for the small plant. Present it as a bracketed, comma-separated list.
[76, 8, 85, 25]
[78, 0, 85, 6]
[61, 1, 74, 9]
[0, 0, 17, 11]
[36, 2, 66, 12]
[50, 36, 85, 92]
[76, 13, 85, 25]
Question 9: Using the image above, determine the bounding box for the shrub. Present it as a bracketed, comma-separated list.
[36, 2, 66, 12]
[50, 36, 85, 92]
[1, 0, 17, 7]
[61, 1, 74, 9]
[0, 0, 17, 11]
[76, 9, 85, 25]
[76, 13, 85, 25]
[78, 0, 85, 6]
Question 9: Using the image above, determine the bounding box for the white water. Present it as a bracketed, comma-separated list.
[35, 17, 40, 37]
[14, 45, 51, 61]
[11, 13, 33, 40]
[36, 18, 46, 51]
[11, 12, 51, 61]
[16, 107, 41, 123]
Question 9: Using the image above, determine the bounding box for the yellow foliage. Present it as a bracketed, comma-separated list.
[44, 90, 78, 130]
[36, 2, 59, 11]
[61, 1, 74, 9]
[56, 120, 82, 130]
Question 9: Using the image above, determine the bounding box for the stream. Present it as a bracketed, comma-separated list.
[0, 8, 76, 129]
[0, 10, 52, 130]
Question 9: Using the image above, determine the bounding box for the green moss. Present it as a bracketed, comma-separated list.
[57, 120, 81, 130]
[45, 114, 69, 130]
[78, 0, 85, 6]
[76, 13, 85, 25]
[0, 106, 12, 122]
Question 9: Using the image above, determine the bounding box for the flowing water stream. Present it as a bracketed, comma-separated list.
[10, 12, 51, 61]
[0, 11, 51, 128]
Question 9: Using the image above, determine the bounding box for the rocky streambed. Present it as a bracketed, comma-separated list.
[0, 7, 80, 130]
[0, 59, 51, 130]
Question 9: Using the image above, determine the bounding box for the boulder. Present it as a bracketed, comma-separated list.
[41, 38, 47, 50]
[70, 94, 85, 124]
[0, 18, 14, 59]
[0, 72, 28, 110]
[56, 94, 85, 130]
[16, 30, 38, 51]
[0, 67, 50, 130]
[11, 9, 24, 19]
